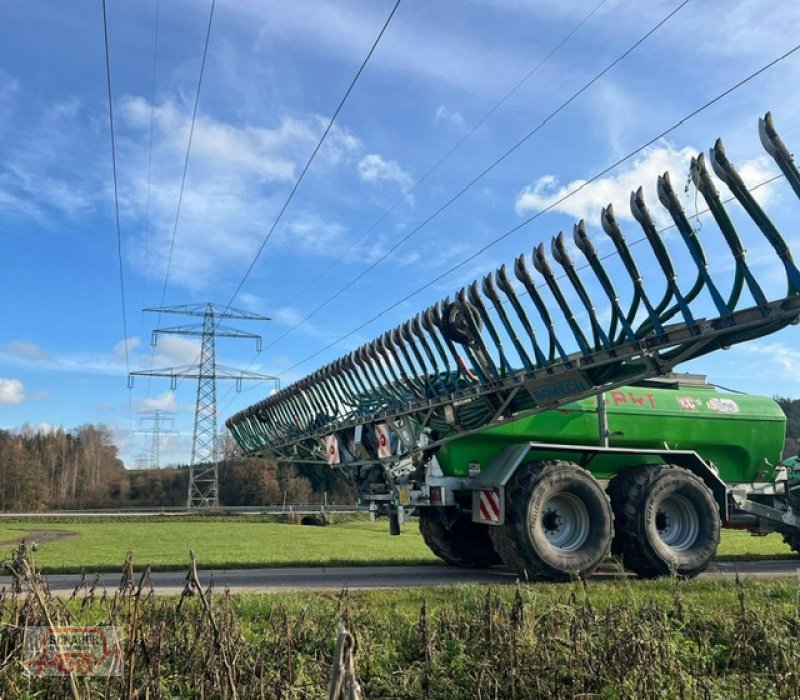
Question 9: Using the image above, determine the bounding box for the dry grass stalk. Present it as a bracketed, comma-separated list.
[327, 622, 362, 700]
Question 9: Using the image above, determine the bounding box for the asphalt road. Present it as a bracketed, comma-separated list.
[3, 559, 798, 596]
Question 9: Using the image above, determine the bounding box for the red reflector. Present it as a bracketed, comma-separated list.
[429, 487, 442, 502]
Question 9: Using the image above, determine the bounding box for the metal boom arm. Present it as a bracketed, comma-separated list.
[227, 113, 800, 468]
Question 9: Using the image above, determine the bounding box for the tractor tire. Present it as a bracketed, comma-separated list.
[608, 465, 720, 578]
[779, 527, 800, 556]
[488, 460, 613, 581]
[780, 482, 800, 555]
[418, 507, 501, 568]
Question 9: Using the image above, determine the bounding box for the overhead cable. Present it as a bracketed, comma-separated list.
[274, 40, 800, 377]
[157, 0, 217, 307]
[176, 0, 402, 408]
[225, 0, 403, 310]
[142, 0, 161, 401]
[101, 0, 130, 375]
[288, 0, 609, 306]
[260, 0, 693, 353]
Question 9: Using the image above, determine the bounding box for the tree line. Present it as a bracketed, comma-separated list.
[0, 425, 355, 512]
[6, 398, 797, 513]
[0, 424, 126, 511]
[124, 460, 355, 508]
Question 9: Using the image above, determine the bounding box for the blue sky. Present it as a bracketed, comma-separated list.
[2, 0, 800, 467]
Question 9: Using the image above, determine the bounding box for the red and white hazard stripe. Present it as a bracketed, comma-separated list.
[478, 487, 501, 523]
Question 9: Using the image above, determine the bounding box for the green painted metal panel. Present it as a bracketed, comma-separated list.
[436, 385, 785, 484]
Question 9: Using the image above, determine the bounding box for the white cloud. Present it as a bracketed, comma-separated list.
[435, 105, 466, 132]
[236, 293, 267, 313]
[140, 390, 178, 412]
[113, 337, 141, 364]
[117, 98, 365, 290]
[0, 378, 25, 405]
[276, 212, 348, 253]
[681, 2, 800, 60]
[743, 342, 800, 381]
[514, 142, 779, 228]
[0, 341, 53, 362]
[272, 306, 334, 342]
[0, 97, 100, 223]
[122, 98, 362, 182]
[0, 334, 201, 379]
[122, 97, 301, 182]
[0, 70, 18, 108]
[735, 155, 779, 204]
[358, 154, 413, 195]
[151, 335, 203, 367]
[0, 83, 391, 296]
[515, 144, 697, 225]
[314, 119, 363, 166]
[238, 0, 562, 99]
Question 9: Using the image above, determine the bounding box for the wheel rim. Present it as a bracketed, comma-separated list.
[540, 492, 590, 551]
[655, 493, 699, 551]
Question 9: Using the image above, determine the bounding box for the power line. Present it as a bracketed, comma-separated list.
[142, 0, 161, 401]
[272, 40, 800, 379]
[182, 0, 402, 417]
[158, 0, 216, 307]
[101, 0, 130, 377]
[140, 0, 160, 324]
[129, 304, 276, 507]
[260, 0, 692, 354]
[222, 170, 786, 410]
[135, 409, 176, 470]
[225, 0, 403, 310]
[218, 0, 608, 412]
[139, 0, 215, 409]
[286, 0, 609, 307]
[216, 0, 607, 410]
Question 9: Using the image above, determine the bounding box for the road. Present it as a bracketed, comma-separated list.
[3, 559, 798, 596]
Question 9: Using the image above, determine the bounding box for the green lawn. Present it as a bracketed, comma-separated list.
[716, 529, 793, 559]
[0, 516, 795, 573]
[0, 517, 438, 573]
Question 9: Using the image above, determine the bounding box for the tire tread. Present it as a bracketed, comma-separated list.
[491, 460, 613, 581]
[419, 507, 501, 568]
[608, 464, 720, 578]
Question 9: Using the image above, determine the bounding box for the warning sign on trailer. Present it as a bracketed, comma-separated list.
[324, 434, 339, 465]
[375, 423, 394, 458]
[472, 486, 504, 525]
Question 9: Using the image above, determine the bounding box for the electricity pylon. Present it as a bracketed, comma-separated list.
[129, 303, 277, 507]
[136, 409, 176, 469]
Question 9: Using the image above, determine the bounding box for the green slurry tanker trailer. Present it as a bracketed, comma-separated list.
[227, 113, 800, 581]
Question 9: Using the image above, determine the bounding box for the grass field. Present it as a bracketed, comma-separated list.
[233, 577, 800, 699]
[3, 564, 800, 698]
[0, 516, 436, 572]
[0, 515, 795, 573]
